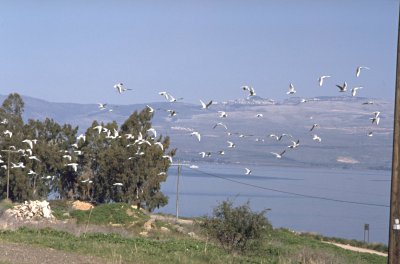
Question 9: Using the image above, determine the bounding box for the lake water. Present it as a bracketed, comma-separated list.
[155, 163, 391, 244]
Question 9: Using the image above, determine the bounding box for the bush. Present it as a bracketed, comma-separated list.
[200, 200, 272, 253]
[0, 199, 13, 216]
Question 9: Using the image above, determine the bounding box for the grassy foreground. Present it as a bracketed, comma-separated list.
[0, 201, 388, 263]
[0, 228, 387, 263]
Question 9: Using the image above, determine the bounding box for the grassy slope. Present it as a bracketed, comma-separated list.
[0, 201, 387, 263]
[0, 228, 387, 264]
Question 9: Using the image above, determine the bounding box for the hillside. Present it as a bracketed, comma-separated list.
[6, 94, 394, 171]
[0, 200, 388, 264]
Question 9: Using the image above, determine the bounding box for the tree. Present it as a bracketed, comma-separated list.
[0, 93, 174, 210]
[80, 109, 174, 210]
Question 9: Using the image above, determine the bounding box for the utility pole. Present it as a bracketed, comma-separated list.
[175, 161, 181, 221]
[388, 6, 400, 264]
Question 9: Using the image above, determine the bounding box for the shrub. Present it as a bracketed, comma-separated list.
[200, 200, 272, 253]
[0, 199, 13, 216]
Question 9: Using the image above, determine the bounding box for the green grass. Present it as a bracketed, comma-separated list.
[52, 202, 149, 226]
[269, 228, 386, 264]
[0, 227, 387, 264]
[0, 199, 13, 216]
[1, 200, 387, 263]
[49, 199, 71, 220]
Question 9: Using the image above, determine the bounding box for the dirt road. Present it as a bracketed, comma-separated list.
[323, 241, 388, 257]
[0, 241, 108, 264]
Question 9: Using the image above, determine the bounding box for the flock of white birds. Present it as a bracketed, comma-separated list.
[104, 66, 380, 176]
[0, 66, 381, 191]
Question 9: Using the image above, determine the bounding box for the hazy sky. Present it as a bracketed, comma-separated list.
[0, 0, 398, 105]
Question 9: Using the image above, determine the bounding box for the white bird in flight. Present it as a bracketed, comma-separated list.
[28, 169, 37, 175]
[242, 85, 256, 97]
[310, 124, 319, 131]
[146, 105, 154, 113]
[245, 168, 252, 175]
[286, 83, 296, 95]
[227, 141, 236, 148]
[114, 83, 132, 94]
[77, 134, 86, 142]
[98, 103, 107, 110]
[318, 75, 331, 87]
[351, 86, 363, 97]
[3, 130, 12, 138]
[22, 139, 34, 149]
[66, 163, 78, 172]
[370, 111, 380, 125]
[278, 133, 293, 141]
[218, 111, 227, 118]
[200, 100, 213, 109]
[159, 91, 179, 102]
[312, 134, 322, 142]
[162, 155, 173, 163]
[288, 140, 300, 149]
[167, 109, 177, 117]
[270, 150, 286, 159]
[147, 128, 157, 138]
[356, 66, 370, 77]
[190, 131, 201, 142]
[199, 152, 211, 158]
[29, 156, 41, 162]
[93, 125, 103, 134]
[113, 183, 123, 186]
[336, 82, 348, 92]
[154, 142, 164, 151]
[269, 134, 279, 141]
[213, 122, 228, 130]
[63, 155, 72, 161]
[11, 162, 25, 169]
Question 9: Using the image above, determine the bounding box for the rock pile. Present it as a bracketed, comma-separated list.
[6, 200, 54, 220]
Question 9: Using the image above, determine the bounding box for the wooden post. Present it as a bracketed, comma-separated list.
[6, 151, 9, 200]
[388, 6, 400, 263]
[176, 162, 181, 221]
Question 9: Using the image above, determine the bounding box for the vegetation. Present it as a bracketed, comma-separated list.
[200, 200, 272, 253]
[0, 93, 174, 211]
[0, 226, 386, 264]
[69, 202, 149, 225]
[0, 199, 386, 263]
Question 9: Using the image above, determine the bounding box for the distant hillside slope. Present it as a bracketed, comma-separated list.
[2, 94, 393, 170]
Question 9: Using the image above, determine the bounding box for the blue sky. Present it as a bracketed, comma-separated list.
[0, 0, 398, 105]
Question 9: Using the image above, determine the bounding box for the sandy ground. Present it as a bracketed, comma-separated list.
[323, 241, 388, 257]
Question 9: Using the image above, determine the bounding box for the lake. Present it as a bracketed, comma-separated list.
[155, 163, 391, 244]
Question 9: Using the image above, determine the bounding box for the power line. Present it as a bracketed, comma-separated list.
[184, 166, 389, 208]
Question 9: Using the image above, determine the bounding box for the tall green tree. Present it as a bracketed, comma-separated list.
[81, 109, 174, 210]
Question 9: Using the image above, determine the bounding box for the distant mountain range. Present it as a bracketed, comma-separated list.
[3, 94, 394, 171]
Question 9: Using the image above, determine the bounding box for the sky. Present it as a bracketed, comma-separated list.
[0, 0, 398, 105]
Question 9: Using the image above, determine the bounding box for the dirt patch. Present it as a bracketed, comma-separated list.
[150, 214, 194, 225]
[0, 241, 107, 264]
[323, 241, 388, 257]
